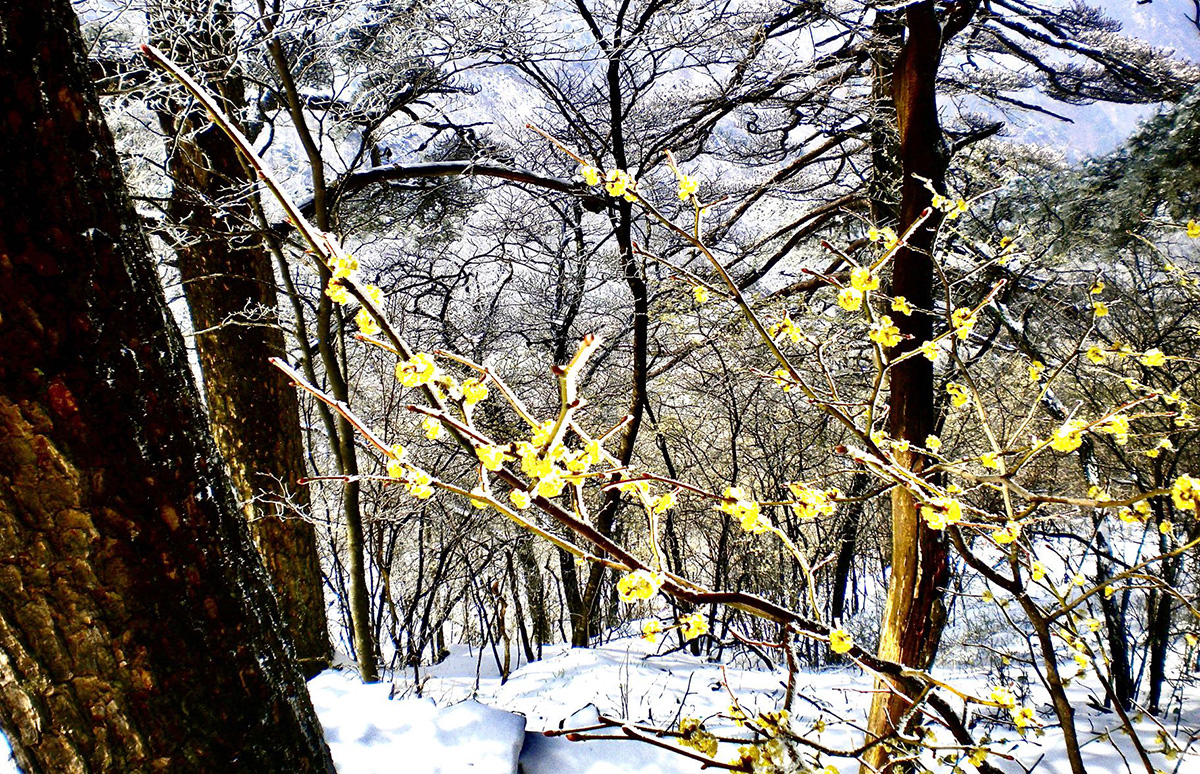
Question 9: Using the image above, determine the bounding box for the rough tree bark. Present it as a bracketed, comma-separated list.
[0, 2, 336, 770]
[149, 0, 331, 676]
[862, 3, 971, 769]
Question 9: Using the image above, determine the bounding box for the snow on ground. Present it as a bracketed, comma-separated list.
[0, 635, 1196, 772]
[311, 635, 1200, 774]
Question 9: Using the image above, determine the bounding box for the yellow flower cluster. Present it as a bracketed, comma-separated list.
[642, 619, 662, 643]
[891, 296, 913, 316]
[920, 340, 940, 362]
[993, 520, 1021, 544]
[604, 169, 637, 201]
[920, 497, 963, 530]
[1172, 475, 1200, 510]
[1028, 360, 1045, 382]
[719, 486, 765, 532]
[680, 612, 708, 641]
[692, 285, 709, 304]
[946, 381, 969, 408]
[828, 628, 853, 654]
[1140, 348, 1167, 367]
[769, 311, 804, 343]
[475, 444, 513, 471]
[868, 315, 901, 348]
[787, 481, 836, 519]
[579, 164, 601, 187]
[617, 569, 664, 602]
[397, 352, 438, 388]
[951, 307, 976, 340]
[462, 377, 489, 406]
[1187, 220, 1200, 239]
[677, 718, 718, 758]
[850, 267, 879, 292]
[837, 287, 863, 311]
[931, 192, 969, 220]
[1097, 414, 1129, 445]
[1049, 420, 1085, 453]
[867, 225, 899, 249]
[509, 488, 531, 510]
[677, 174, 699, 201]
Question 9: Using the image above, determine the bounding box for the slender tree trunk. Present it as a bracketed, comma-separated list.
[864, 5, 951, 769]
[0, 2, 335, 770]
[257, 3, 378, 681]
[149, 2, 330, 676]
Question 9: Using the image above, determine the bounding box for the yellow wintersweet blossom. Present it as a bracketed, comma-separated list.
[1187, 219, 1200, 239]
[421, 415, 442, 440]
[788, 481, 835, 519]
[920, 497, 963, 530]
[1013, 705, 1039, 730]
[1093, 301, 1109, 318]
[1140, 348, 1167, 367]
[642, 620, 662, 643]
[355, 307, 381, 337]
[1049, 420, 1085, 453]
[386, 452, 406, 478]
[868, 315, 902, 347]
[720, 486, 765, 533]
[462, 377, 489, 406]
[604, 169, 636, 200]
[397, 353, 437, 388]
[769, 312, 803, 343]
[535, 467, 568, 498]
[476, 444, 512, 471]
[1031, 561, 1046, 581]
[1090, 280, 1105, 295]
[991, 686, 1016, 709]
[891, 296, 913, 316]
[468, 487, 490, 510]
[920, 339, 940, 362]
[951, 307, 977, 340]
[677, 718, 718, 758]
[993, 520, 1021, 544]
[509, 488, 531, 510]
[404, 469, 435, 500]
[651, 491, 677, 515]
[850, 267, 880, 292]
[617, 569, 664, 602]
[362, 284, 384, 307]
[925, 434, 942, 452]
[692, 285, 709, 304]
[1097, 414, 1129, 445]
[837, 287, 863, 311]
[892, 438, 910, 453]
[1172, 474, 1200, 510]
[325, 281, 352, 305]
[946, 381, 969, 408]
[867, 226, 898, 248]
[579, 164, 601, 187]
[329, 253, 359, 279]
[680, 612, 708, 641]
[1028, 360, 1045, 382]
[1086, 345, 1107, 364]
[677, 175, 699, 201]
[828, 628, 853, 654]
[980, 451, 1000, 469]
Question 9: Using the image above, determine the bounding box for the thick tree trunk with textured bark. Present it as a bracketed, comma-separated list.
[863, 4, 953, 770]
[150, 4, 331, 676]
[0, 2, 336, 771]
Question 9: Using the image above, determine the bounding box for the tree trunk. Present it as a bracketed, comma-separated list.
[150, 2, 331, 676]
[0, 2, 336, 770]
[863, 5, 951, 769]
